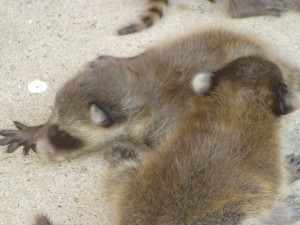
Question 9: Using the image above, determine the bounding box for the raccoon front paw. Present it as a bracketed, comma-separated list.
[286, 154, 300, 182]
[0, 121, 43, 155]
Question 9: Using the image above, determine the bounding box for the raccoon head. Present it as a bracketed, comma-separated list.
[193, 56, 300, 117]
[35, 56, 153, 161]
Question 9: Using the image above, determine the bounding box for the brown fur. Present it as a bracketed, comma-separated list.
[1, 28, 300, 162]
[1, 29, 300, 224]
[118, 0, 300, 35]
[103, 56, 297, 225]
[33, 56, 300, 225]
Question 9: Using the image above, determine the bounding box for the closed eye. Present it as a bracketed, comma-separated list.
[90, 103, 113, 126]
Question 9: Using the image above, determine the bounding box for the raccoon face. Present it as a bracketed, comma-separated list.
[35, 56, 152, 161]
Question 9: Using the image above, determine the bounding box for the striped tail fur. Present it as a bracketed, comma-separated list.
[118, 0, 168, 35]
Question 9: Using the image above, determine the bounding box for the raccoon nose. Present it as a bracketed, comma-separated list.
[47, 124, 83, 150]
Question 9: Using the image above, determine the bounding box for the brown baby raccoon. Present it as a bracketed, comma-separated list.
[102, 56, 300, 225]
[1, 28, 300, 162]
[35, 56, 300, 225]
[0, 29, 299, 224]
[118, 0, 300, 35]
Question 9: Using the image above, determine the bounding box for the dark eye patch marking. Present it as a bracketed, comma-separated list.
[48, 124, 83, 150]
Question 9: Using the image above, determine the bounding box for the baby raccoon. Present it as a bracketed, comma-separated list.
[34, 56, 300, 225]
[118, 0, 300, 35]
[102, 56, 300, 225]
[1, 28, 300, 162]
[1, 29, 299, 224]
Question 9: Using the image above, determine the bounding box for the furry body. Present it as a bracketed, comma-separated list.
[103, 56, 298, 224]
[1, 28, 300, 161]
[33, 56, 300, 225]
[1, 28, 300, 224]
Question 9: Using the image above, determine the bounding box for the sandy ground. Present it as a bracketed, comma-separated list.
[1, 0, 300, 224]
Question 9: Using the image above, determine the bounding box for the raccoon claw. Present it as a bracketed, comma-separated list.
[286, 154, 300, 182]
[22, 144, 36, 156]
[0, 121, 42, 156]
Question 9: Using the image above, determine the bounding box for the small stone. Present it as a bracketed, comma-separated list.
[28, 80, 48, 93]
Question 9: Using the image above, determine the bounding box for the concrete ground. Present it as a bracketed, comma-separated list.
[1, 0, 300, 224]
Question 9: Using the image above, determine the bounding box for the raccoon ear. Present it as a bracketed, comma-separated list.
[90, 104, 113, 126]
[274, 86, 300, 115]
[191, 72, 213, 95]
[89, 55, 114, 69]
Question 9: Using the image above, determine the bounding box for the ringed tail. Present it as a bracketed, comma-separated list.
[118, 0, 168, 35]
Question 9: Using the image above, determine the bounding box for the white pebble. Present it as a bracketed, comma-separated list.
[28, 80, 48, 94]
